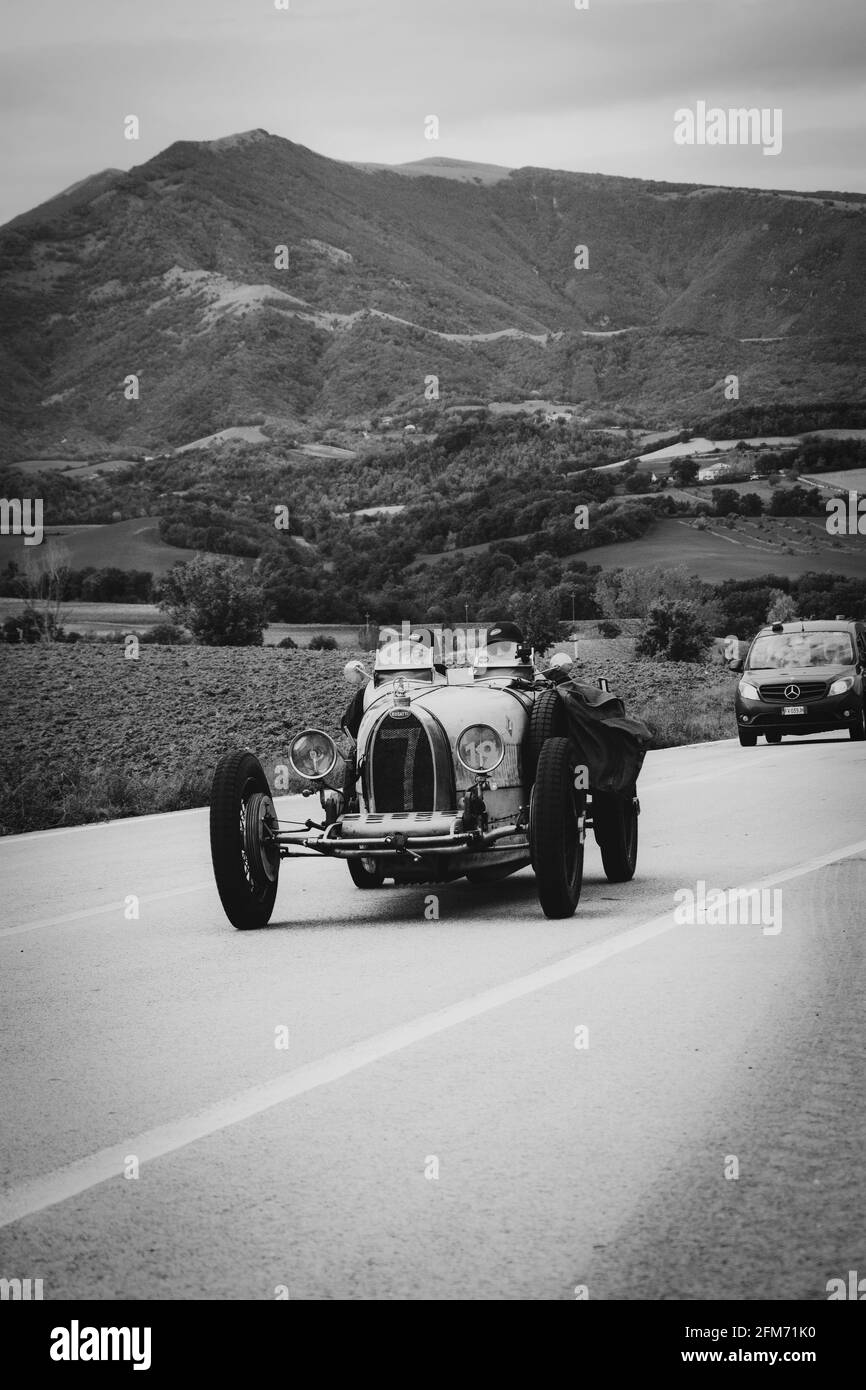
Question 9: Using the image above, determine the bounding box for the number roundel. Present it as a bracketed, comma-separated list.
[456, 724, 504, 773]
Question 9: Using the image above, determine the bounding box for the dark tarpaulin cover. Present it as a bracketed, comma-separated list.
[552, 678, 653, 796]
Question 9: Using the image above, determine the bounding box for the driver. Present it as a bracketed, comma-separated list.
[476, 621, 528, 669]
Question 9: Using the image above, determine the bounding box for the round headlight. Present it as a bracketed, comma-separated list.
[288, 729, 337, 780]
[456, 724, 504, 773]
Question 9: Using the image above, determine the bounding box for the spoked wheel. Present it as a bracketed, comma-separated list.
[530, 736, 586, 919]
[347, 856, 386, 888]
[592, 790, 639, 883]
[210, 750, 280, 929]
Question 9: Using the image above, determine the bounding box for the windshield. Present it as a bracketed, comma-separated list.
[374, 639, 435, 681]
[747, 631, 854, 669]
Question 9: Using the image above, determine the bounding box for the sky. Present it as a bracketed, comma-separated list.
[1, 0, 864, 224]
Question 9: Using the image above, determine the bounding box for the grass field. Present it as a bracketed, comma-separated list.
[0, 643, 738, 834]
[0, 598, 162, 636]
[418, 512, 866, 579]
[13, 458, 142, 478]
[802, 469, 866, 494]
[0, 601, 372, 646]
[0, 517, 220, 576]
[583, 517, 866, 580]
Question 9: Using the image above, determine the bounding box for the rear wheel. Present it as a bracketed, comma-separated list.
[530, 737, 585, 919]
[210, 750, 280, 930]
[738, 731, 757, 747]
[592, 791, 639, 882]
[347, 856, 386, 888]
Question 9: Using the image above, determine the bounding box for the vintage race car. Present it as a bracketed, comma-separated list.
[209, 636, 649, 929]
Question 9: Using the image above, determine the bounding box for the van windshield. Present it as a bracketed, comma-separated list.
[747, 631, 854, 669]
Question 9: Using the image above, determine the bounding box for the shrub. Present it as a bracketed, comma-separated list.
[1, 608, 44, 643]
[157, 555, 266, 646]
[308, 634, 338, 650]
[596, 620, 622, 638]
[636, 601, 713, 663]
[277, 635, 298, 649]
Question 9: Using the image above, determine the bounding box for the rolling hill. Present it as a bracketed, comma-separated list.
[0, 517, 220, 576]
[1, 130, 865, 458]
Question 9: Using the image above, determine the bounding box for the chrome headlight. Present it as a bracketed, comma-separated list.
[456, 724, 504, 773]
[288, 729, 337, 780]
[829, 676, 854, 695]
[738, 680, 760, 701]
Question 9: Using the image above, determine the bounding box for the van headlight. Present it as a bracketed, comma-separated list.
[288, 729, 337, 780]
[456, 724, 504, 773]
[829, 676, 854, 695]
[738, 680, 760, 701]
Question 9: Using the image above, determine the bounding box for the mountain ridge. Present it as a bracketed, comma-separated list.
[1, 129, 864, 456]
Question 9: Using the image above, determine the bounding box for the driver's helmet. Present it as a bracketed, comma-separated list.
[474, 621, 530, 674]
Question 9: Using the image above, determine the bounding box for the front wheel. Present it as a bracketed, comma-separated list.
[592, 791, 639, 882]
[210, 750, 280, 929]
[850, 706, 866, 741]
[738, 731, 757, 747]
[347, 856, 386, 888]
[530, 736, 585, 919]
[525, 688, 567, 785]
[765, 732, 782, 744]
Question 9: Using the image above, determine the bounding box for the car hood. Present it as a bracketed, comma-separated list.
[744, 664, 853, 683]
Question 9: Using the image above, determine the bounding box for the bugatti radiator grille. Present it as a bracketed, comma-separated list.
[370, 713, 435, 812]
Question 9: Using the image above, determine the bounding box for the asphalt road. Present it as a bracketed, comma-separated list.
[1, 734, 864, 1300]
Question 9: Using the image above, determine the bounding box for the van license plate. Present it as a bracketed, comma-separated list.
[782, 705, 806, 716]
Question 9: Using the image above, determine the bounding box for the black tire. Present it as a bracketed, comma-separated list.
[347, 856, 386, 888]
[765, 732, 782, 744]
[850, 705, 866, 741]
[210, 750, 280, 929]
[525, 688, 567, 785]
[530, 736, 585, 919]
[592, 790, 639, 882]
[738, 731, 757, 746]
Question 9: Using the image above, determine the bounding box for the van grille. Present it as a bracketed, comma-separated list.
[758, 681, 827, 703]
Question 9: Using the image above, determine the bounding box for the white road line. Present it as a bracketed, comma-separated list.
[0, 806, 207, 844]
[0, 884, 213, 939]
[2, 835, 865, 1229]
[0, 795, 308, 845]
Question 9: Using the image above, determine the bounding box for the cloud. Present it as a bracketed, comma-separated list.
[1, 0, 864, 223]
